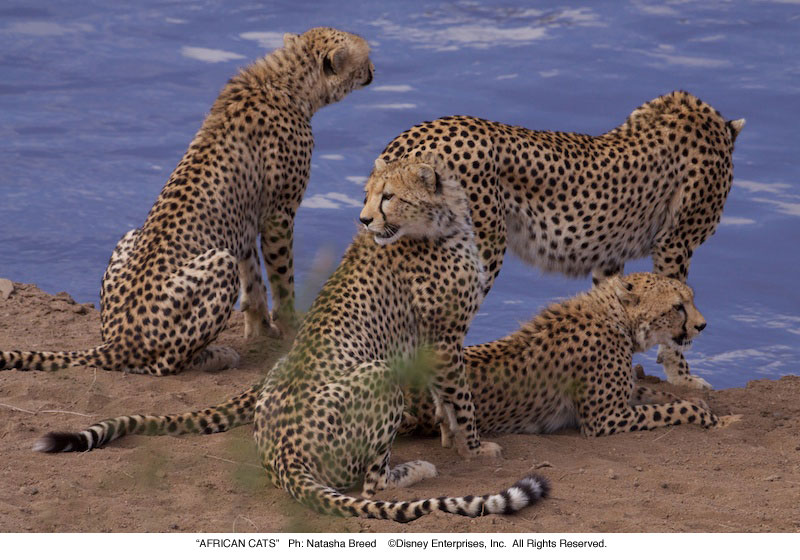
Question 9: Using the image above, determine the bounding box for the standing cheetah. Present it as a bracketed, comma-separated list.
[1, 28, 374, 376]
[372, 91, 744, 389]
[34, 155, 548, 522]
[403, 273, 740, 437]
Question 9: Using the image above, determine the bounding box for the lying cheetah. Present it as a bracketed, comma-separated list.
[34, 155, 547, 522]
[371, 91, 744, 389]
[1, 28, 374, 375]
[403, 273, 739, 437]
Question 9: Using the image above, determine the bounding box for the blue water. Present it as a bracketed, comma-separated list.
[1, 1, 798, 388]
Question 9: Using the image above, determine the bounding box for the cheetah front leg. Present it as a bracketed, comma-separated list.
[581, 397, 723, 437]
[431, 342, 501, 459]
[260, 208, 297, 332]
[239, 246, 281, 339]
[651, 235, 712, 389]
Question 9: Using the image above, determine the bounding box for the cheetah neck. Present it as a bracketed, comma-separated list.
[225, 45, 323, 119]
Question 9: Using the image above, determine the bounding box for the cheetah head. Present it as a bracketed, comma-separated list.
[610, 273, 706, 353]
[359, 153, 470, 246]
[285, 28, 374, 105]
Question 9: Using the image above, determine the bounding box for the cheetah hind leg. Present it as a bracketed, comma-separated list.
[238, 246, 281, 340]
[148, 249, 241, 375]
[100, 229, 140, 339]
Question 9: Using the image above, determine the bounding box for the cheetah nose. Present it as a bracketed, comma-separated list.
[360, 216, 373, 226]
[695, 322, 706, 332]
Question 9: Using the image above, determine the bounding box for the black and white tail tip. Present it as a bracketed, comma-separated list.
[33, 432, 92, 453]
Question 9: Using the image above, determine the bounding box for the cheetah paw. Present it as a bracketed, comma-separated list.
[193, 346, 240, 372]
[243, 310, 281, 340]
[465, 441, 502, 459]
[714, 414, 742, 429]
[669, 373, 712, 390]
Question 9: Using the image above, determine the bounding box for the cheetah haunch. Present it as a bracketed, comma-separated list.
[369, 91, 744, 389]
[404, 272, 739, 437]
[34, 154, 548, 522]
[1, 27, 373, 376]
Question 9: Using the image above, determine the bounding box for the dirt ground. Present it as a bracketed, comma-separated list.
[0, 281, 798, 533]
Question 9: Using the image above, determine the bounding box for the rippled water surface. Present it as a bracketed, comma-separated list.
[1, 1, 798, 388]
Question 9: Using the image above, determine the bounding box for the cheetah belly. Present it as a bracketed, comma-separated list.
[518, 395, 579, 434]
[505, 203, 668, 277]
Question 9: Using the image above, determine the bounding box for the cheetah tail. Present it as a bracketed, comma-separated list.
[289, 470, 549, 523]
[0, 344, 120, 372]
[32, 381, 263, 453]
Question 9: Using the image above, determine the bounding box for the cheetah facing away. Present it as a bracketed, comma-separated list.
[372, 91, 744, 389]
[0, 28, 374, 376]
[403, 272, 741, 438]
[34, 155, 548, 522]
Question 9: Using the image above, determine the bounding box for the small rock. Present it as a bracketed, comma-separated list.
[763, 475, 781, 482]
[55, 291, 76, 304]
[635, 466, 643, 472]
[50, 301, 72, 313]
[169, 523, 179, 530]
[0, 278, 13, 300]
[578, 468, 585, 475]
[660, 482, 669, 489]
[607, 469, 618, 480]
[633, 479, 640, 488]
[29, 487, 38, 495]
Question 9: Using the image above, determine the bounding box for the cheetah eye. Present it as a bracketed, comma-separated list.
[673, 303, 685, 313]
[382, 193, 394, 202]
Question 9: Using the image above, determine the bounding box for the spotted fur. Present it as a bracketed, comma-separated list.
[0, 28, 374, 376]
[404, 273, 733, 437]
[370, 91, 744, 389]
[34, 155, 547, 522]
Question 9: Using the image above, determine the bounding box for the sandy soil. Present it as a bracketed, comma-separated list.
[0, 281, 798, 533]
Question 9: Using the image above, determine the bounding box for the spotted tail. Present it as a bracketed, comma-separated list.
[288, 470, 549, 523]
[33, 382, 263, 453]
[0, 344, 119, 372]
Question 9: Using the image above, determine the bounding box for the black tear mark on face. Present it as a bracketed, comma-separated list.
[434, 171, 442, 194]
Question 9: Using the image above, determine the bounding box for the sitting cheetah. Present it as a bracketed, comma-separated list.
[0, 28, 374, 375]
[34, 155, 548, 522]
[371, 91, 744, 389]
[403, 273, 739, 437]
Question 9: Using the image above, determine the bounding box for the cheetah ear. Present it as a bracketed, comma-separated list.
[283, 33, 301, 48]
[609, 276, 640, 307]
[419, 151, 439, 166]
[373, 157, 388, 173]
[417, 152, 443, 194]
[727, 118, 745, 142]
[417, 164, 442, 195]
[323, 47, 349, 76]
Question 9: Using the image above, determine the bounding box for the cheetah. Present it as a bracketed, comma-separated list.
[371, 91, 744, 389]
[402, 272, 741, 438]
[0, 28, 374, 376]
[34, 155, 548, 522]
